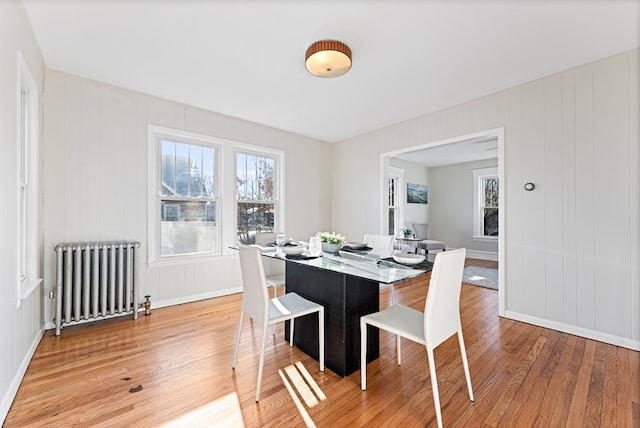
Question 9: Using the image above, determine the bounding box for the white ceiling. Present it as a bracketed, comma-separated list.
[22, 0, 639, 147]
[391, 135, 499, 168]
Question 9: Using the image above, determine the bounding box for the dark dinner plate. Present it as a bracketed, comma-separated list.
[285, 254, 322, 260]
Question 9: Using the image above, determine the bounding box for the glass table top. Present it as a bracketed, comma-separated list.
[258, 246, 427, 284]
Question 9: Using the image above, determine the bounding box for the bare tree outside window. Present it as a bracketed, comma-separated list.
[482, 177, 499, 236]
[473, 167, 498, 239]
[236, 152, 277, 244]
[388, 177, 398, 235]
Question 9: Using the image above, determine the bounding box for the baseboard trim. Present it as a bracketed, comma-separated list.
[148, 287, 243, 311]
[466, 249, 498, 261]
[1, 329, 44, 424]
[504, 310, 640, 351]
[44, 287, 244, 332]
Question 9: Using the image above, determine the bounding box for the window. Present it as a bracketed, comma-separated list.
[387, 167, 403, 236]
[236, 151, 279, 244]
[149, 127, 283, 261]
[149, 126, 220, 261]
[17, 52, 41, 303]
[388, 177, 398, 235]
[473, 167, 498, 239]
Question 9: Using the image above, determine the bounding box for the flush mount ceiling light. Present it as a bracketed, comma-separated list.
[305, 40, 352, 78]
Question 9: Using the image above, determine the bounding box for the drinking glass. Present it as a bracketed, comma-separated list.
[309, 236, 322, 256]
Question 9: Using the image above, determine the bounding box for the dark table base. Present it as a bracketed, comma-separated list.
[284, 261, 380, 377]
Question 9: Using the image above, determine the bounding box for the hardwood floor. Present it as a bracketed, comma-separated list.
[5, 259, 639, 427]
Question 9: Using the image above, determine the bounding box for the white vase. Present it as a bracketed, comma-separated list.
[321, 242, 342, 253]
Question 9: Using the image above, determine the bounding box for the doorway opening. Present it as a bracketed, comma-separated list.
[380, 127, 505, 316]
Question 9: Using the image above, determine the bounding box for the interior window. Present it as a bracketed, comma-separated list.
[473, 167, 498, 239]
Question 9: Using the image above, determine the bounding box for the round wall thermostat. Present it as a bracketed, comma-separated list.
[524, 182, 535, 191]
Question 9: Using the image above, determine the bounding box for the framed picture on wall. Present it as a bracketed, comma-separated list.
[407, 183, 428, 204]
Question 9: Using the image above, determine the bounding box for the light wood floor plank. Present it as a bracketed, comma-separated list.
[4, 259, 638, 428]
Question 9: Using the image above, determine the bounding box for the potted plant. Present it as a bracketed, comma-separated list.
[401, 226, 413, 238]
[317, 232, 346, 253]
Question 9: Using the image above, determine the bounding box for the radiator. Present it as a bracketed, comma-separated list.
[54, 241, 141, 335]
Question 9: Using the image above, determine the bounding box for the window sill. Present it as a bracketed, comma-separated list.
[148, 252, 236, 268]
[17, 277, 43, 307]
[472, 236, 498, 243]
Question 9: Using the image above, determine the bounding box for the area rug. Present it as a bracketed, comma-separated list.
[462, 266, 498, 290]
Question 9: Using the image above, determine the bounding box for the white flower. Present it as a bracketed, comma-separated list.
[316, 232, 345, 244]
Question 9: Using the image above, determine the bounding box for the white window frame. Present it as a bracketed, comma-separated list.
[234, 144, 284, 244]
[16, 51, 42, 305]
[388, 167, 404, 236]
[473, 166, 498, 241]
[147, 125, 222, 264]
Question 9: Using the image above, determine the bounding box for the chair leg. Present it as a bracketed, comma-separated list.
[318, 308, 325, 371]
[458, 330, 474, 401]
[290, 319, 294, 347]
[232, 312, 244, 368]
[255, 324, 268, 402]
[426, 347, 443, 428]
[271, 286, 279, 336]
[360, 318, 367, 390]
[397, 335, 402, 365]
[389, 284, 396, 304]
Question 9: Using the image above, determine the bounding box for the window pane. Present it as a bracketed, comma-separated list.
[237, 202, 275, 244]
[161, 140, 176, 196]
[484, 178, 498, 207]
[236, 152, 247, 199]
[19, 187, 27, 279]
[236, 152, 278, 244]
[388, 178, 396, 207]
[388, 208, 395, 236]
[175, 143, 190, 197]
[261, 157, 275, 200]
[160, 200, 217, 256]
[236, 152, 275, 202]
[202, 147, 214, 197]
[483, 208, 499, 236]
[162, 140, 216, 200]
[189, 145, 203, 197]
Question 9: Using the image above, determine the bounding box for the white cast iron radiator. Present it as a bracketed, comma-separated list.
[54, 241, 141, 335]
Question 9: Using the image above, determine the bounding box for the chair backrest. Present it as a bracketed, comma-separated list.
[412, 223, 431, 240]
[255, 232, 276, 245]
[424, 247, 466, 349]
[238, 245, 270, 326]
[363, 234, 394, 259]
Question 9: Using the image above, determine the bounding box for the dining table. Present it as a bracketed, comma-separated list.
[258, 246, 428, 377]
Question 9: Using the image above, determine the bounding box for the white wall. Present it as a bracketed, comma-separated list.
[42, 70, 333, 325]
[332, 49, 640, 350]
[0, 0, 45, 421]
[429, 158, 498, 256]
[389, 158, 429, 234]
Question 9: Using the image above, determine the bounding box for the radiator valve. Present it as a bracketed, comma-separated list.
[144, 295, 151, 316]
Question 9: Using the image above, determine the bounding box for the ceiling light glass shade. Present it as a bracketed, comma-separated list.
[305, 40, 352, 78]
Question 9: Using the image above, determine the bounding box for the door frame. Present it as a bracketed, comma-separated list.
[380, 127, 505, 316]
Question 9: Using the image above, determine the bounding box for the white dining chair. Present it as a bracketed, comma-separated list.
[232, 245, 324, 402]
[360, 247, 473, 428]
[254, 232, 286, 297]
[363, 234, 396, 304]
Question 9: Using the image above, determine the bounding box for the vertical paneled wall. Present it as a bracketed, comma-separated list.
[42, 70, 332, 326]
[0, 0, 45, 421]
[332, 49, 639, 349]
[428, 158, 499, 256]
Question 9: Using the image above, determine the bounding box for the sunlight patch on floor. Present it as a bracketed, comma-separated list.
[278, 361, 326, 428]
[160, 392, 245, 427]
